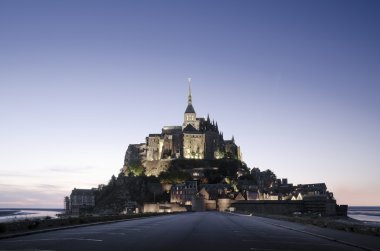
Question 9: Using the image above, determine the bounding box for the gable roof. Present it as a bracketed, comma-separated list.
[185, 104, 195, 113]
[183, 124, 198, 133]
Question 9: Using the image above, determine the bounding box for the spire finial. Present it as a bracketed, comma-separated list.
[187, 77, 192, 105]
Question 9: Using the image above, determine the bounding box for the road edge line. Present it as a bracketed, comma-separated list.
[0, 213, 175, 240]
[227, 212, 376, 251]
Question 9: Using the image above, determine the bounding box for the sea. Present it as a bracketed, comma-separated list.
[348, 206, 380, 224]
[0, 208, 63, 223]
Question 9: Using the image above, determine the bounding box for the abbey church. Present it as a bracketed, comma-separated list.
[123, 80, 241, 176]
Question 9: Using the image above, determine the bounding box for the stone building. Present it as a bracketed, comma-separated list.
[170, 180, 198, 205]
[68, 188, 96, 215]
[125, 144, 146, 163]
[122, 79, 242, 175]
[64, 196, 70, 214]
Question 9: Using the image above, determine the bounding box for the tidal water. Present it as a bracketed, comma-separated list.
[0, 208, 63, 223]
[348, 206, 380, 223]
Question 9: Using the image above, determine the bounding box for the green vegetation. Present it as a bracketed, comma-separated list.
[224, 177, 239, 192]
[158, 170, 191, 184]
[99, 171, 174, 207]
[98, 159, 277, 214]
[127, 161, 145, 176]
[94, 175, 165, 213]
[237, 211, 380, 237]
[0, 213, 174, 236]
[238, 168, 277, 189]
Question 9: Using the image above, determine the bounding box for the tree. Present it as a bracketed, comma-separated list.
[158, 170, 191, 184]
[260, 169, 277, 188]
[250, 167, 261, 185]
[128, 162, 145, 176]
[238, 167, 277, 189]
[224, 177, 238, 192]
[108, 175, 117, 186]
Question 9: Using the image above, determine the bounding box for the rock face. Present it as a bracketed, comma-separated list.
[143, 160, 171, 176]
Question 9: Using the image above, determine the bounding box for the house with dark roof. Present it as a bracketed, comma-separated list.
[170, 180, 198, 205]
[69, 188, 96, 215]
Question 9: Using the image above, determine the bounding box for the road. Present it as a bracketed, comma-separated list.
[0, 212, 379, 251]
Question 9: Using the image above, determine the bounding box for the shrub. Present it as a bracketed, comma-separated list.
[27, 221, 40, 230]
[0, 223, 7, 233]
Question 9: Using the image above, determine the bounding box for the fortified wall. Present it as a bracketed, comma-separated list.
[231, 197, 347, 216]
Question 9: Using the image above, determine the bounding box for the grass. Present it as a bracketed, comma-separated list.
[235, 211, 380, 237]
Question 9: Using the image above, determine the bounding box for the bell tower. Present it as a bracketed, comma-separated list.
[183, 78, 198, 130]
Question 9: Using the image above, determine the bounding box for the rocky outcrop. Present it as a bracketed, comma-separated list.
[143, 159, 171, 176]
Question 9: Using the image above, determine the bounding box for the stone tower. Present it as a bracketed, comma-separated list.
[183, 78, 199, 130]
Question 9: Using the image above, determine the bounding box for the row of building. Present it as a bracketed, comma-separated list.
[170, 179, 332, 204]
[64, 177, 342, 216]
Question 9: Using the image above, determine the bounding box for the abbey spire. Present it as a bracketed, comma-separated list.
[184, 77, 196, 114]
[188, 77, 192, 105]
[183, 78, 198, 130]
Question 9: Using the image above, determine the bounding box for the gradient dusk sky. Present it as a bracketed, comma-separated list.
[0, 0, 379, 208]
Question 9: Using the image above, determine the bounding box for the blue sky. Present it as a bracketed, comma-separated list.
[0, 0, 379, 207]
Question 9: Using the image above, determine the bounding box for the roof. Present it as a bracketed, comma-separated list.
[148, 134, 161, 137]
[71, 188, 95, 196]
[224, 140, 236, 145]
[162, 126, 182, 131]
[298, 183, 327, 189]
[185, 104, 195, 113]
[183, 124, 198, 133]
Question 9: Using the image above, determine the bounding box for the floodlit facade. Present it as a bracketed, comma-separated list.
[122, 80, 241, 174]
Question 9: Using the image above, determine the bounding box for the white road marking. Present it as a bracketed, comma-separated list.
[0, 249, 57, 251]
[250, 248, 288, 251]
[106, 232, 127, 235]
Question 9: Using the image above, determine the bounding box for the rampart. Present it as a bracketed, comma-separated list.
[231, 198, 346, 216]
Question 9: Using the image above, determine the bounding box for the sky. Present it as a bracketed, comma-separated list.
[0, 0, 379, 208]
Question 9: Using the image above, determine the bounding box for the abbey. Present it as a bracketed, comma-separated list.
[123, 80, 241, 175]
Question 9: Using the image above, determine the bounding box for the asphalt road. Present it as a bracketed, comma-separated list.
[0, 212, 379, 251]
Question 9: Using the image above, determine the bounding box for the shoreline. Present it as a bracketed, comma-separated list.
[0, 209, 63, 223]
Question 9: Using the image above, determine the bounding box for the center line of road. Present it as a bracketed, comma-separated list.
[250, 248, 291, 251]
[107, 232, 127, 235]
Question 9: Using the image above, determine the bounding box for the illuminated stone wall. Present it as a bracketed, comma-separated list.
[183, 133, 205, 159]
[231, 200, 340, 216]
[146, 135, 161, 161]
